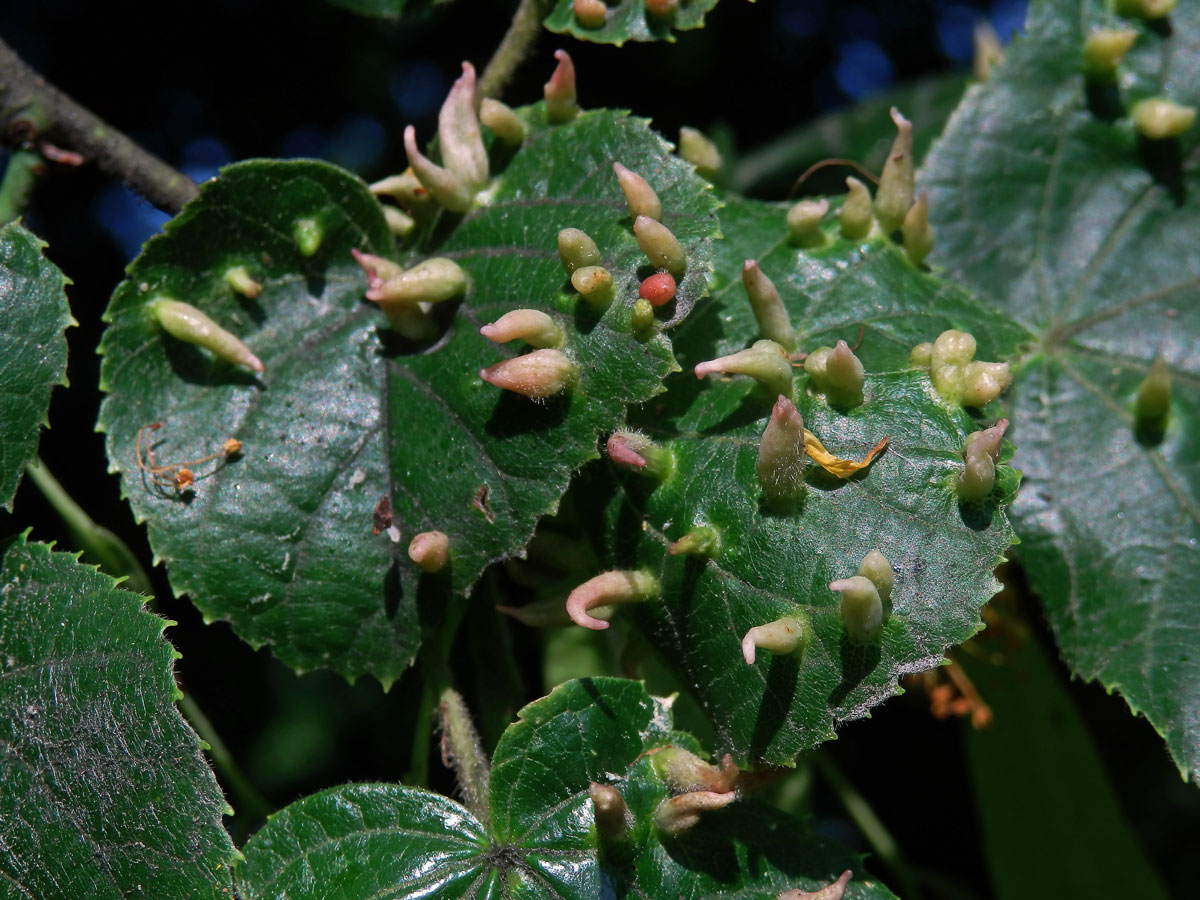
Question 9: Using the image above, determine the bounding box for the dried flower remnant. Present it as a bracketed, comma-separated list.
[695, 340, 794, 399]
[958, 418, 1008, 501]
[545, 49, 578, 124]
[639, 272, 676, 306]
[480, 309, 564, 348]
[565, 569, 658, 630]
[613, 162, 662, 221]
[679, 126, 722, 180]
[742, 260, 796, 351]
[149, 298, 264, 373]
[840, 176, 873, 241]
[633, 215, 686, 276]
[756, 395, 807, 505]
[372, 496, 393, 535]
[874, 107, 915, 234]
[777, 870, 853, 900]
[136, 422, 245, 493]
[830, 575, 884, 643]
[479, 349, 577, 399]
[409, 530, 450, 573]
[742, 615, 810, 665]
[479, 98, 527, 145]
[654, 790, 736, 837]
[557, 227, 602, 275]
[786, 198, 829, 248]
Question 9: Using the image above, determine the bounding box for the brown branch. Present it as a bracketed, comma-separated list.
[0, 36, 197, 214]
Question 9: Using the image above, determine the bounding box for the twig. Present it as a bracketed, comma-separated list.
[478, 0, 548, 101]
[0, 36, 197, 214]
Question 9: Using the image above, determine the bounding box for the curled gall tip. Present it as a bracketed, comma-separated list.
[480, 98, 527, 145]
[654, 790, 736, 837]
[741, 615, 809, 665]
[1132, 98, 1196, 141]
[634, 215, 687, 276]
[742, 260, 796, 351]
[777, 869, 854, 900]
[840, 176, 874, 241]
[874, 106, 915, 235]
[545, 49, 578, 124]
[223, 265, 262, 299]
[557, 227, 602, 274]
[901, 191, 934, 266]
[679, 126, 723, 180]
[480, 309, 564, 348]
[479, 349, 577, 399]
[787, 198, 830, 248]
[404, 124, 473, 213]
[856, 549, 894, 603]
[613, 162, 662, 221]
[408, 530, 450, 573]
[565, 569, 658, 630]
[756, 394, 807, 505]
[639, 272, 676, 306]
[607, 430, 659, 473]
[695, 340, 793, 398]
[150, 298, 264, 374]
[831, 575, 884, 643]
[438, 61, 488, 193]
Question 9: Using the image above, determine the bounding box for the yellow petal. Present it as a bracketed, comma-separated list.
[803, 429, 888, 478]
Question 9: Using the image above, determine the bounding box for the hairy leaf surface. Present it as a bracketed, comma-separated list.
[0, 534, 236, 899]
[923, 0, 1200, 781]
[579, 194, 1027, 763]
[236, 678, 895, 900]
[0, 221, 71, 509]
[99, 109, 718, 684]
[544, 0, 719, 45]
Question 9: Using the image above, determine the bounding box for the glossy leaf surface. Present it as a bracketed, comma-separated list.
[0, 221, 71, 509]
[922, 0, 1200, 781]
[99, 109, 718, 685]
[237, 677, 896, 900]
[581, 194, 1027, 764]
[0, 534, 236, 899]
[544, 0, 719, 45]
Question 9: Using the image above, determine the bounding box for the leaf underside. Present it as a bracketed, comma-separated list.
[922, 0, 1200, 781]
[98, 109, 719, 685]
[543, 0, 719, 45]
[0, 534, 236, 899]
[0, 221, 72, 510]
[580, 194, 1027, 764]
[237, 677, 897, 900]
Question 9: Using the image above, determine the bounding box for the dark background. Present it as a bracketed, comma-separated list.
[3, 1, 1196, 898]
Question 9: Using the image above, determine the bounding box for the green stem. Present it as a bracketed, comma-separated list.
[811, 749, 924, 900]
[0, 149, 43, 224]
[24, 458, 153, 594]
[478, 0, 548, 101]
[0, 37, 196, 214]
[438, 686, 490, 821]
[178, 692, 274, 824]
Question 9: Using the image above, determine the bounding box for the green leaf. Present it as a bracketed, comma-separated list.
[961, 622, 1170, 900]
[0, 533, 237, 899]
[98, 110, 719, 685]
[922, 0, 1200, 781]
[0, 221, 72, 510]
[544, 0, 719, 46]
[580, 193, 1028, 764]
[238, 677, 896, 900]
[733, 74, 969, 197]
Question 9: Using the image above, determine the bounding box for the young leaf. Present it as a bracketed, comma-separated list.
[236, 678, 897, 899]
[0, 221, 72, 510]
[580, 194, 1028, 764]
[98, 109, 719, 686]
[0, 534, 237, 898]
[922, 0, 1200, 782]
[544, 0, 719, 46]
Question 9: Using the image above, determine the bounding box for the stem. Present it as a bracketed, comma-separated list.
[438, 686, 490, 821]
[0, 149, 43, 224]
[0, 37, 196, 214]
[478, 0, 548, 101]
[811, 750, 924, 900]
[178, 692, 274, 824]
[25, 458, 153, 595]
